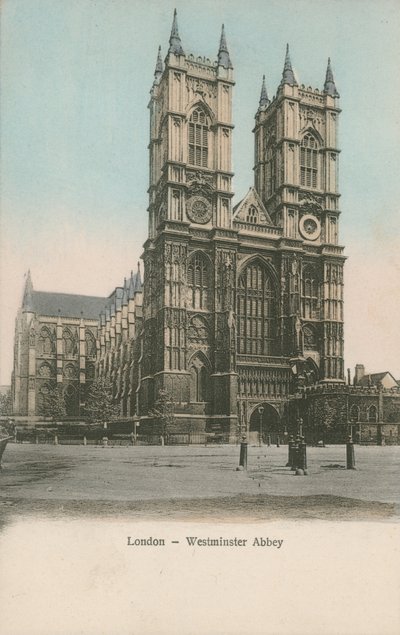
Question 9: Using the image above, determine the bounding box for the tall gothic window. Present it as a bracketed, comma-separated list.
[63, 329, 75, 356]
[187, 253, 210, 310]
[350, 404, 360, 422]
[38, 327, 53, 355]
[302, 267, 319, 320]
[85, 331, 96, 358]
[188, 107, 209, 167]
[368, 405, 378, 423]
[300, 133, 319, 188]
[189, 355, 210, 402]
[237, 262, 277, 355]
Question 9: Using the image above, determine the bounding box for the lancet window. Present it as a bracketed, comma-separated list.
[187, 253, 210, 310]
[301, 267, 319, 320]
[188, 107, 209, 167]
[300, 133, 319, 189]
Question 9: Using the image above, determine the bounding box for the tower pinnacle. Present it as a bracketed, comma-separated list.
[154, 46, 163, 82]
[281, 43, 297, 86]
[258, 75, 270, 109]
[324, 58, 339, 97]
[217, 24, 233, 69]
[22, 270, 34, 312]
[168, 9, 184, 55]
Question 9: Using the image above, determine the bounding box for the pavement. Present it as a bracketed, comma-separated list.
[1, 442, 399, 522]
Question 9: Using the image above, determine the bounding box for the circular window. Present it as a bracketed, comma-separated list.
[187, 197, 212, 224]
[299, 214, 321, 241]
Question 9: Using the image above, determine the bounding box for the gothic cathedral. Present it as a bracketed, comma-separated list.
[138, 12, 345, 443]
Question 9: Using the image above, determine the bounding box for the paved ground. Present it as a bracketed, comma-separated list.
[1, 442, 399, 522]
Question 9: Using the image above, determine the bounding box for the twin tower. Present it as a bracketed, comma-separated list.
[139, 11, 345, 442]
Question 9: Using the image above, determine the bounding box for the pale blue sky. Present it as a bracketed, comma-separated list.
[1, 0, 400, 383]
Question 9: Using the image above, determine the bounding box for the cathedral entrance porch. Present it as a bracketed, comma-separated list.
[248, 403, 281, 445]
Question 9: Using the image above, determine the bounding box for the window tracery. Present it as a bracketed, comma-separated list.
[187, 253, 210, 310]
[188, 107, 209, 167]
[246, 206, 258, 224]
[38, 327, 54, 355]
[300, 133, 319, 189]
[237, 262, 277, 355]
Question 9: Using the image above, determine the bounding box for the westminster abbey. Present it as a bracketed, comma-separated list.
[12, 12, 400, 444]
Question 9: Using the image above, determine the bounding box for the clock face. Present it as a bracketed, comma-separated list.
[187, 196, 212, 224]
[299, 214, 321, 241]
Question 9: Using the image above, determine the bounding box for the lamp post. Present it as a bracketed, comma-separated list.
[258, 406, 264, 447]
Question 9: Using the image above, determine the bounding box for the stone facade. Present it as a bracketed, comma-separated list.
[138, 15, 345, 443]
[12, 272, 105, 419]
[96, 268, 143, 418]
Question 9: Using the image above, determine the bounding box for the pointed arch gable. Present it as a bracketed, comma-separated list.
[299, 125, 324, 146]
[185, 98, 216, 125]
[237, 255, 279, 288]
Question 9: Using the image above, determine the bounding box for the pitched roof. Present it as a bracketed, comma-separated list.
[358, 372, 399, 387]
[31, 291, 107, 320]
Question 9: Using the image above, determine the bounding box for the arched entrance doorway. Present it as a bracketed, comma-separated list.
[249, 403, 280, 445]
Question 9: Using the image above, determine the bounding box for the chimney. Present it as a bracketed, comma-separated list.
[354, 364, 365, 385]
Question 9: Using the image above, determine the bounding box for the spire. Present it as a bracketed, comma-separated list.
[154, 46, 163, 83]
[122, 277, 128, 306]
[281, 44, 297, 87]
[22, 270, 34, 312]
[217, 24, 233, 69]
[168, 9, 184, 56]
[324, 57, 339, 97]
[128, 270, 136, 300]
[258, 75, 270, 109]
[135, 261, 142, 291]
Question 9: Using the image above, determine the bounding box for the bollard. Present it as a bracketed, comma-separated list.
[292, 435, 302, 471]
[286, 436, 294, 467]
[346, 436, 356, 469]
[54, 434, 58, 446]
[102, 436, 108, 448]
[298, 437, 307, 471]
[83, 436, 87, 446]
[239, 441, 248, 470]
[267, 435, 271, 447]
[276, 435, 280, 448]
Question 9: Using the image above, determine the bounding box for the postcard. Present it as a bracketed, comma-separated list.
[1, 1, 399, 634]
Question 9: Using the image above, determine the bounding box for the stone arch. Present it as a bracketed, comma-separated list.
[249, 402, 281, 444]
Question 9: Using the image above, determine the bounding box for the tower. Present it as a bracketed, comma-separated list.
[253, 48, 345, 383]
[140, 12, 238, 439]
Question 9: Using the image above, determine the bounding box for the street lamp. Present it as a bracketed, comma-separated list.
[258, 406, 264, 447]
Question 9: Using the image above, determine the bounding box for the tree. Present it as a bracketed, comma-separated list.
[149, 389, 175, 445]
[85, 377, 120, 429]
[39, 385, 66, 422]
[0, 390, 12, 416]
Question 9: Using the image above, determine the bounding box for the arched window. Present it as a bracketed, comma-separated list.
[38, 327, 53, 355]
[302, 267, 319, 319]
[187, 253, 210, 310]
[246, 206, 258, 224]
[189, 355, 210, 402]
[368, 405, 378, 422]
[188, 107, 209, 167]
[350, 404, 360, 423]
[237, 262, 277, 355]
[300, 133, 319, 188]
[63, 329, 76, 356]
[265, 141, 276, 198]
[85, 331, 96, 358]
